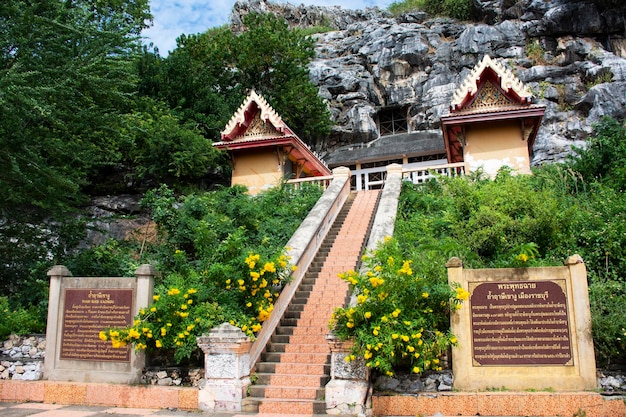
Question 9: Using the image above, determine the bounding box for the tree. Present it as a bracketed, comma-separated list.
[0, 0, 150, 304]
[140, 13, 332, 144]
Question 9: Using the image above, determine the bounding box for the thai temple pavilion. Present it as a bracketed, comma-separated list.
[213, 90, 331, 194]
[441, 55, 545, 177]
[215, 55, 545, 191]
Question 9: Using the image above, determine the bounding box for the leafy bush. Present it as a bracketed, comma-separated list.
[331, 238, 468, 376]
[388, 0, 426, 15]
[0, 297, 45, 341]
[389, 0, 474, 20]
[588, 279, 626, 368]
[100, 183, 322, 364]
[100, 248, 293, 363]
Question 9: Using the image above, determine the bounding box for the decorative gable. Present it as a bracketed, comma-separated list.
[214, 90, 330, 179]
[450, 55, 533, 113]
[221, 89, 290, 142]
[441, 55, 546, 169]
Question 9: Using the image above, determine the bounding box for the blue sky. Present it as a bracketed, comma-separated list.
[142, 0, 393, 55]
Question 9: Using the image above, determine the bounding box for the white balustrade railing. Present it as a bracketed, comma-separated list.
[286, 162, 467, 191]
[402, 162, 467, 184]
[286, 175, 333, 190]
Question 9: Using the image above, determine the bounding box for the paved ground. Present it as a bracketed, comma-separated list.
[0, 402, 352, 417]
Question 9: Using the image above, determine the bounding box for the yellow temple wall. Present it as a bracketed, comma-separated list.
[463, 121, 531, 177]
[231, 150, 283, 195]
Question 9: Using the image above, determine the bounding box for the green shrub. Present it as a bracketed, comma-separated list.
[588, 279, 626, 367]
[388, 0, 426, 15]
[0, 297, 45, 341]
[100, 182, 322, 364]
[330, 238, 468, 376]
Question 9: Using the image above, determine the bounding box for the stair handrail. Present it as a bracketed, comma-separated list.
[248, 167, 352, 369]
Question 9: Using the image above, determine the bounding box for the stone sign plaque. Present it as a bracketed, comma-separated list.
[60, 288, 133, 362]
[470, 280, 572, 366]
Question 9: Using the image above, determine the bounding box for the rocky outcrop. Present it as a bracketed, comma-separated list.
[232, 0, 626, 165]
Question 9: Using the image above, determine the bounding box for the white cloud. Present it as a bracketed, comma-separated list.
[142, 0, 393, 55]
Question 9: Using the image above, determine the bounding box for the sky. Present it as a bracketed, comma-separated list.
[142, 0, 393, 55]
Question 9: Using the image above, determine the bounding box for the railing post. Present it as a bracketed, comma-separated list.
[325, 333, 369, 415]
[196, 323, 251, 412]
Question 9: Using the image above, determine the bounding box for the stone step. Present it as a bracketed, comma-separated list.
[245, 397, 327, 414]
[261, 351, 329, 364]
[255, 361, 330, 375]
[248, 384, 325, 400]
[256, 373, 329, 387]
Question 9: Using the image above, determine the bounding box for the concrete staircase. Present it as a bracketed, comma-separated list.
[244, 190, 381, 414]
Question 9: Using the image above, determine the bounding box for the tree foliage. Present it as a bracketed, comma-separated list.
[0, 0, 151, 308]
[139, 13, 331, 143]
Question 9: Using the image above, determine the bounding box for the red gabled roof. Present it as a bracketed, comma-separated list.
[441, 55, 545, 163]
[214, 90, 330, 177]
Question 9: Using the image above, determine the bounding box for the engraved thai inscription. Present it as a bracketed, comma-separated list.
[470, 280, 572, 366]
[60, 289, 133, 362]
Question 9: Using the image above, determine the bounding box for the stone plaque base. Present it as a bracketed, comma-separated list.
[447, 255, 596, 391]
[44, 265, 155, 384]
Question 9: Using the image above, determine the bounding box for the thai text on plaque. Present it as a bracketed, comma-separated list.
[60, 288, 133, 362]
[470, 280, 572, 366]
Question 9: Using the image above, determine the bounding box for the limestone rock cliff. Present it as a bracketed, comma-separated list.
[233, 0, 626, 166]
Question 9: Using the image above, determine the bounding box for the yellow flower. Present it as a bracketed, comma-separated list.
[398, 260, 413, 276]
[155, 340, 162, 348]
[455, 287, 469, 301]
[187, 288, 197, 294]
[364, 351, 373, 359]
[153, 295, 160, 301]
[181, 304, 188, 310]
[412, 366, 421, 374]
[150, 307, 157, 312]
[392, 333, 399, 339]
[364, 311, 372, 319]
[187, 299, 193, 304]
[251, 323, 262, 332]
[167, 288, 180, 296]
[264, 262, 276, 273]
[401, 335, 409, 342]
[357, 294, 367, 304]
[369, 276, 385, 288]
[516, 253, 529, 262]
[422, 292, 429, 298]
[250, 271, 260, 280]
[450, 336, 458, 344]
[161, 327, 167, 336]
[392, 309, 401, 317]
[258, 309, 270, 322]
[246, 302, 252, 307]
[109, 330, 119, 338]
[98, 331, 107, 341]
[346, 321, 354, 328]
[179, 312, 189, 318]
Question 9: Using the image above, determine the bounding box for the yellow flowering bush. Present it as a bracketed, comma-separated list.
[222, 250, 294, 338]
[100, 272, 224, 363]
[100, 249, 293, 363]
[330, 238, 467, 376]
